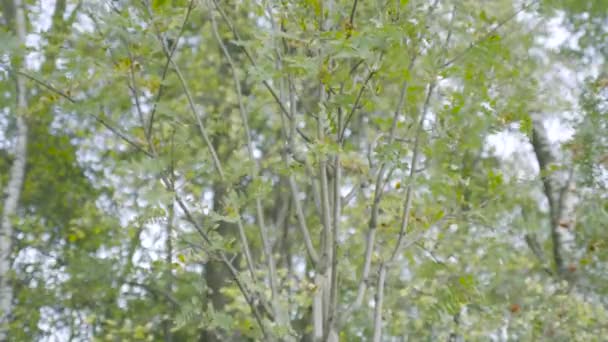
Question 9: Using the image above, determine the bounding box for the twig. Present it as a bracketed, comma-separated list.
[17, 70, 154, 158]
[440, 0, 539, 69]
[143, 0, 224, 179]
[211, 0, 313, 145]
[388, 81, 435, 262]
[276, 25, 319, 265]
[211, 0, 289, 117]
[173, 196, 271, 338]
[209, 6, 281, 319]
[371, 2, 443, 338]
[348, 0, 359, 26]
[125, 281, 180, 307]
[147, 0, 195, 137]
[144, 1, 268, 313]
[338, 75, 412, 328]
[340, 66, 378, 142]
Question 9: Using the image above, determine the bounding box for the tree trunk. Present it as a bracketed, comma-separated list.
[531, 117, 578, 279]
[0, 0, 28, 337]
[201, 182, 236, 342]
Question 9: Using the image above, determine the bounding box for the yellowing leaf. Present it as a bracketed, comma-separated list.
[177, 253, 186, 263]
[152, 0, 169, 10]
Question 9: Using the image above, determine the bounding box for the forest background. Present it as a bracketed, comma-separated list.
[0, 0, 607, 341]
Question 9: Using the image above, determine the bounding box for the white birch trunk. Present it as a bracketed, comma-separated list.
[0, 0, 28, 337]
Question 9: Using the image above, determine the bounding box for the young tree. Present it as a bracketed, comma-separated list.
[1, 0, 606, 340]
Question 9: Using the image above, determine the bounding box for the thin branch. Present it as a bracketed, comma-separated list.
[173, 196, 271, 338]
[123, 37, 153, 149]
[279, 41, 320, 265]
[288, 177, 319, 264]
[338, 60, 417, 324]
[373, 5, 453, 337]
[211, 0, 313, 145]
[371, 264, 386, 342]
[326, 105, 342, 337]
[209, 7, 281, 318]
[389, 81, 435, 262]
[341, 183, 359, 209]
[125, 281, 180, 307]
[337, 79, 409, 328]
[316, 95, 333, 342]
[340, 66, 378, 142]
[440, 0, 539, 69]
[16, 70, 154, 158]
[147, 0, 195, 137]
[387, 0, 453, 263]
[348, 0, 359, 26]
[369, 80, 435, 342]
[143, 0, 224, 179]
[341, 0, 442, 325]
[144, 0, 275, 324]
[211, 0, 289, 118]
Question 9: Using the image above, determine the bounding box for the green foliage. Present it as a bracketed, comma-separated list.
[1, 0, 607, 340]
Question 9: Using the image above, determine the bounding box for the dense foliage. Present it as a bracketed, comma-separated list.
[0, 0, 606, 341]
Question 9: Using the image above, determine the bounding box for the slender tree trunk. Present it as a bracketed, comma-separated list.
[0, 0, 28, 337]
[201, 183, 234, 342]
[164, 201, 175, 342]
[531, 118, 578, 279]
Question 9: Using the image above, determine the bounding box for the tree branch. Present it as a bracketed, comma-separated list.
[16, 70, 154, 158]
[147, 0, 195, 138]
[371, 263, 386, 342]
[144, 0, 225, 179]
[440, 0, 539, 69]
[209, 7, 281, 321]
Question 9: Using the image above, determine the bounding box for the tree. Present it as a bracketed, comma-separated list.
[1, 0, 606, 340]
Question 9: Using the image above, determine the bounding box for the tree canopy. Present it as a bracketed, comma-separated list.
[0, 0, 607, 341]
